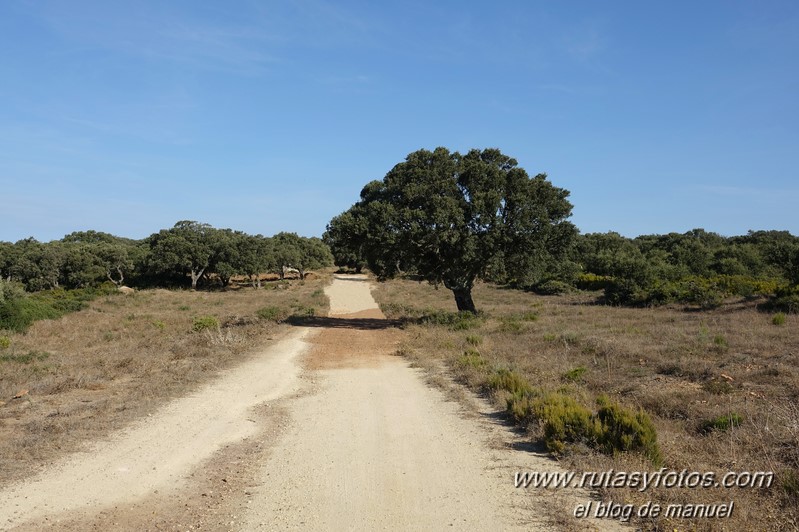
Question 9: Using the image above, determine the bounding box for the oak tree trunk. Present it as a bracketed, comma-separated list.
[452, 287, 477, 314]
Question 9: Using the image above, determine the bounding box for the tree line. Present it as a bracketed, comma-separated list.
[0, 221, 333, 292]
[325, 147, 799, 313]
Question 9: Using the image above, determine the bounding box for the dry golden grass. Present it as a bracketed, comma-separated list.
[0, 274, 330, 483]
[373, 277, 799, 531]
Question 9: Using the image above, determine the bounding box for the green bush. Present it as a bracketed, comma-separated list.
[0, 350, 50, 364]
[781, 469, 799, 501]
[0, 336, 10, 349]
[457, 349, 487, 369]
[682, 278, 725, 309]
[532, 393, 600, 454]
[257, 306, 289, 322]
[769, 286, 799, 314]
[576, 273, 612, 291]
[420, 309, 481, 330]
[773, 312, 787, 326]
[487, 368, 534, 397]
[0, 297, 62, 332]
[702, 378, 734, 395]
[700, 412, 743, 433]
[604, 279, 644, 306]
[498, 317, 523, 333]
[534, 280, 573, 295]
[712, 334, 729, 352]
[563, 366, 588, 383]
[465, 334, 483, 346]
[596, 395, 662, 464]
[192, 315, 219, 332]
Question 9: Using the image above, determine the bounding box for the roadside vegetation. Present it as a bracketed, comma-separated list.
[373, 277, 798, 531]
[0, 275, 330, 483]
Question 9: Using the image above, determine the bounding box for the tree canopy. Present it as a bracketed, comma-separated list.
[327, 147, 577, 312]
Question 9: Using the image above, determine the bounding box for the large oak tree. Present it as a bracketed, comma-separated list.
[329, 147, 576, 312]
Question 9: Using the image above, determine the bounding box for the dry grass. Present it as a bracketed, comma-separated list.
[0, 274, 330, 483]
[373, 277, 799, 531]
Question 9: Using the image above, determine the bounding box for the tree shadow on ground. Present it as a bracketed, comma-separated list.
[287, 315, 402, 330]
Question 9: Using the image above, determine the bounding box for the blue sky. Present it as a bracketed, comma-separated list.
[1, 0, 797, 242]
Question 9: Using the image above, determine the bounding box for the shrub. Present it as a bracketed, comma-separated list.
[498, 317, 523, 333]
[507, 393, 537, 424]
[0, 336, 10, 349]
[0, 297, 62, 332]
[773, 312, 787, 326]
[420, 309, 481, 330]
[575, 273, 612, 291]
[712, 334, 729, 352]
[596, 395, 662, 464]
[563, 366, 588, 383]
[192, 315, 219, 332]
[534, 280, 573, 295]
[782, 469, 799, 501]
[457, 349, 486, 369]
[486, 368, 534, 397]
[604, 279, 644, 306]
[700, 412, 743, 433]
[379, 301, 418, 319]
[0, 350, 50, 364]
[702, 378, 734, 395]
[256, 306, 289, 322]
[532, 393, 599, 454]
[682, 278, 725, 309]
[465, 334, 482, 346]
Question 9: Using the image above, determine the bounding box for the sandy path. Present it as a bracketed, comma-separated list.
[0, 275, 623, 530]
[0, 329, 313, 529]
[240, 275, 623, 531]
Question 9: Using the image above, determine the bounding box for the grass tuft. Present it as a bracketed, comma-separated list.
[192, 315, 219, 332]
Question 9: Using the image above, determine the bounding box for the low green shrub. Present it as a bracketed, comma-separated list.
[465, 334, 482, 346]
[457, 349, 487, 369]
[781, 469, 799, 501]
[420, 309, 481, 330]
[712, 334, 729, 352]
[700, 412, 743, 433]
[702, 378, 734, 395]
[767, 285, 799, 314]
[256, 306, 289, 322]
[192, 315, 219, 332]
[521, 311, 539, 322]
[772, 312, 787, 326]
[682, 278, 725, 309]
[0, 350, 50, 364]
[576, 273, 613, 291]
[379, 301, 419, 319]
[0, 297, 62, 332]
[487, 368, 534, 397]
[563, 366, 588, 383]
[0, 336, 10, 349]
[534, 280, 573, 295]
[596, 395, 662, 464]
[498, 317, 523, 333]
[532, 393, 599, 454]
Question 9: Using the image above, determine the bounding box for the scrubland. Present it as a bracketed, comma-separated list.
[373, 277, 798, 531]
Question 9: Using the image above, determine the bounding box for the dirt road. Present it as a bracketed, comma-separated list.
[0, 275, 620, 531]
